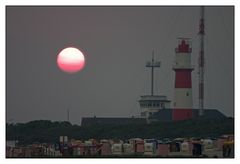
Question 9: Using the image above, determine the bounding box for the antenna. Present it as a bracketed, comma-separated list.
[67, 109, 70, 122]
[146, 50, 160, 96]
[198, 6, 205, 116]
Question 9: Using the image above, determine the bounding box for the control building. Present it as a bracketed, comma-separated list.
[139, 95, 170, 123]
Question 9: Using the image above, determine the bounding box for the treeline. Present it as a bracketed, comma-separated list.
[6, 118, 234, 145]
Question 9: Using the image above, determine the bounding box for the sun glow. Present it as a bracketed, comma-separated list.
[57, 47, 85, 73]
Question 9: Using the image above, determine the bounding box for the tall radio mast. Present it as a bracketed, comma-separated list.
[198, 6, 205, 116]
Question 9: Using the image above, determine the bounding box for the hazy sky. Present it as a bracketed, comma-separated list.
[6, 6, 234, 125]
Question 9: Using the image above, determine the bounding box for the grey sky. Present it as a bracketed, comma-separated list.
[6, 6, 234, 125]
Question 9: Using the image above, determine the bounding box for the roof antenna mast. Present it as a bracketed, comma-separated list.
[146, 50, 160, 96]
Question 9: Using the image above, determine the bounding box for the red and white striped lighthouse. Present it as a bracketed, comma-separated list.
[173, 39, 194, 121]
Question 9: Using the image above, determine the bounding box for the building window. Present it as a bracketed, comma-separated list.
[148, 102, 152, 107]
[143, 103, 146, 107]
[161, 103, 165, 108]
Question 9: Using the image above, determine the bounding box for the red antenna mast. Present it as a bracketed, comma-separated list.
[198, 6, 205, 116]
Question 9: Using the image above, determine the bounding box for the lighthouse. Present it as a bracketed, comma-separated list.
[173, 38, 194, 121]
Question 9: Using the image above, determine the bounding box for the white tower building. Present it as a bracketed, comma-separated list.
[172, 39, 194, 121]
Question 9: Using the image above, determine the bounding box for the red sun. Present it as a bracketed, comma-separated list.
[57, 47, 85, 73]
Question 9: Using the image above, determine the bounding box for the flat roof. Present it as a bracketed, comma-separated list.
[139, 95, 171, 101]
